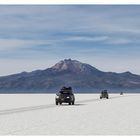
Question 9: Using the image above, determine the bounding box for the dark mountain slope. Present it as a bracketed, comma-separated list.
[0, 59, 140, 93]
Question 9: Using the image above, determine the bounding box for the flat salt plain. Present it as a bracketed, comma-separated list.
[0, 94, 140, 135]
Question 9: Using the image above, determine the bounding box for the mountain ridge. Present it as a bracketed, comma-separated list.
[0, 59, 140, 93]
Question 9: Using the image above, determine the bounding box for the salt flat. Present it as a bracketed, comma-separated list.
[0, 93, 140, 135]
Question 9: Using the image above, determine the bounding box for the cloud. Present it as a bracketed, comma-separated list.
[0, 5, 140, 75]
[61, 35, 133, 45]
[0, 39, 51, 51]
[0, 5, 139, 39]
[105, 38, 132, 45]
[0, 39, 30, 51]
[64, 36, 109, 42]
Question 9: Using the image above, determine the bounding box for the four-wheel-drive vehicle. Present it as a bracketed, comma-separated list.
[100, 90, 109, 99]
[55, 87, 75, 105]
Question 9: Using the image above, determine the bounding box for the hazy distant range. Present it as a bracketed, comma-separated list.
[0, 59, 140, 93]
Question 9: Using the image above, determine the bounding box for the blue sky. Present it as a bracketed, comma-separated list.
[0, 5, 140, 76]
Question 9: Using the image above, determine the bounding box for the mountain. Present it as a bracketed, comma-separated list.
[0, 59, 140, 93]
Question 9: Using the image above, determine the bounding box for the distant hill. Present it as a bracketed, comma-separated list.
[0, 59, 140, 93]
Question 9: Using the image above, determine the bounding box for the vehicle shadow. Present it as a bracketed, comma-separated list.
[59, 103, 85, 106]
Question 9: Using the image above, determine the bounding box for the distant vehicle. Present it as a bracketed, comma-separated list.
[120, 92, 123, 95]
[100, 90, 109, 99]
[55, 86, 75, 105]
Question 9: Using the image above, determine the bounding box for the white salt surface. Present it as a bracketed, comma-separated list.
[0, 94, 139, 135]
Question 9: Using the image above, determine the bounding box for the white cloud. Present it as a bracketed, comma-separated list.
[0, 39, 27, 51]
[0, 39, 50, 51]
[105, 38, 132, 45]
[64, 36, 109, 42]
